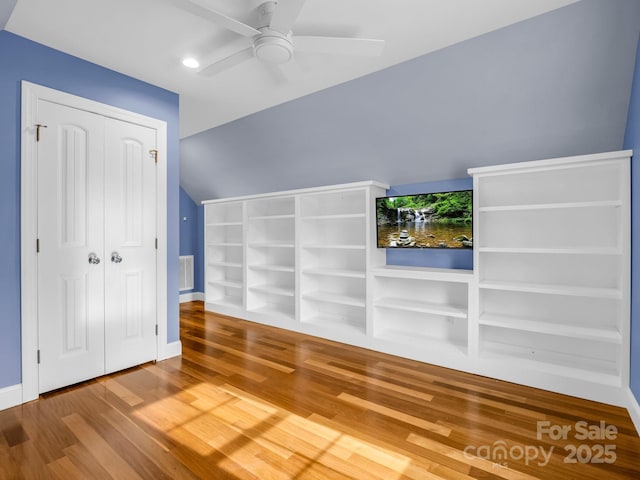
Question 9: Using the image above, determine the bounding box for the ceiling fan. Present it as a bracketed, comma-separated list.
[175, 0, 385, 76]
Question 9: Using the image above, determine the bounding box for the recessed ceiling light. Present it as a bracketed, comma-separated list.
[182, 57, 200, 69]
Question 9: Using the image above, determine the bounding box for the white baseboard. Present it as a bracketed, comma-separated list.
[159, 340, 182, 361]
[0, 384, 23, 412]
[628, 388, 640, 436]
[180, 292, 204, 303]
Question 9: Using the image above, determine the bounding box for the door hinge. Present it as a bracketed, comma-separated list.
[37, 350, 41, 364]
[155, 325, 158, 336]
[35, 123, 48, 142]
[149, 149, 158, 164]
[155, 238, 158, 250]
[36, 238, 40, 253]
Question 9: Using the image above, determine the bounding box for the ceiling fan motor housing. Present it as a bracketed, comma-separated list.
[253, 1, 293, 64]
[253, 29, 294, 64]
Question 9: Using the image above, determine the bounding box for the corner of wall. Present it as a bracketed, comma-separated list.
[159, 340, 182, 361]
[180, 292, 204, 303]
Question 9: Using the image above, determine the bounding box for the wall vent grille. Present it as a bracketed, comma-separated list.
[179, 255, 194, 291]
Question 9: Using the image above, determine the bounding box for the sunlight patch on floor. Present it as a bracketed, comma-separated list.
[133, 382, 415, 479]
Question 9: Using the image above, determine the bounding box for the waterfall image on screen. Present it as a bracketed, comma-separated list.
[376, 191, 473, 249]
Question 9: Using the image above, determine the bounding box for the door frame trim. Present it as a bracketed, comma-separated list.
[20, 81, 169, 402]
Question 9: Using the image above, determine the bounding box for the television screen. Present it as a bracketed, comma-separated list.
[376, 190, 473, 249]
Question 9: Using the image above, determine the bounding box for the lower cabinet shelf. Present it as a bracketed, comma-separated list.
[479, 340, 620, 386]
[206, 296, 243, 309]
[302, 291, 366, 308]
[374, 328, 468, 357]
[302, 314, 366, 335]
[479, 313, 622, 344]
[247, 303, 295, 319]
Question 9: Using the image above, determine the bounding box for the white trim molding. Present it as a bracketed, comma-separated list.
[20, 81, 170, 404]
[180, 292, 204, 303]
[0, 384, 22, 411]
[159, 341, 183, 361]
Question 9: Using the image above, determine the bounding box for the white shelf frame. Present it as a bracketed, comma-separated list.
[370, 266, 474, 358]
[470, 150, 631, 405]
[202, 152, 632, 408]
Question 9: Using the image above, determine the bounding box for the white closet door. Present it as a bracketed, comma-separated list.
[36, 102, 158, 393]
[104, 118, 157, 373]
[37, 100, 106, 393]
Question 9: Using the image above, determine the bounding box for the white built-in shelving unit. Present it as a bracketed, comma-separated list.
[299, 188, 372, 335]
[204, 201, 244, 309]
[203, 150, 632, 407]
[245, 196, 296, 319]
[203, 181, 388, 345]
[370, 265, 474, 370]
[469, 150, 631, 403]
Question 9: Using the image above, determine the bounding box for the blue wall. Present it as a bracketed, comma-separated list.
[623, 35, 640, 405]
[179, 187, 204, 293]
[385, 178, 473, 270]
[0, 31, 180, 389]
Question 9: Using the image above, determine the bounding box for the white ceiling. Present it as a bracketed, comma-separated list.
[5, 0, 578, 138]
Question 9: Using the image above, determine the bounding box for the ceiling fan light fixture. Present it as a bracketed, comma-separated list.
[253, 35, 293, 64]
[182, 57, 200, 69]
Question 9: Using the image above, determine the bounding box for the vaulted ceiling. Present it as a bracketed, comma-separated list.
[178, 0, 640, 202]
[4, 0, 577, 138]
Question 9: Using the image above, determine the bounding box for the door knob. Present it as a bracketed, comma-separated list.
[111, 252, 123, 263]
[88, 253, 101, 265]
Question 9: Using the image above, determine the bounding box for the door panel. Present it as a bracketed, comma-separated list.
[37, 100, 105, 393]
[104, 118, 157, 373]
[37, 102, 158, 392]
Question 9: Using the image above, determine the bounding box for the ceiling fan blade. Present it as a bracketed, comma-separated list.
[293, 36, 385, 56]
[269, 0, 307, 34]
[169, 0, 260, 37]
[198, 47, 255, 76]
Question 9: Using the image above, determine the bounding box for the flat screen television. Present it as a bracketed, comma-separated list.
[376, 190, 473, 249]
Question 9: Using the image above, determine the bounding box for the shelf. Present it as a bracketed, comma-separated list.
[375, 297, 467, 318]
[300, 213, 366, 221]
[479, 313, 622, 344]
[302, 291, 365, 308]
[480, 340, 620, 386]
[208, 261, 242, 268]
[206, 221, 243, 227]
[249, 284, 294, 297]
[208, 279, 242, 289]
[301, 315, 365, 335]
[478, 280, 622, 299]
[302, 244, 365, 250]
[478, 247, 622, 255]
[375, 328, 467, 356]
[206, 296, 243, 309]
[372, 265, 473, 283]
[207, 242, 243, 247]
[302, 267, 365, 279]
[248, 214, 295, 220]
[247, 304, 295, 319]
[248, 242, 295, 248]
[249, 264, 294, 273]
[478, 200, 622, 212]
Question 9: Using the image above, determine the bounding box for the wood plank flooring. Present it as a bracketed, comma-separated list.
[1, 301, 639, 479]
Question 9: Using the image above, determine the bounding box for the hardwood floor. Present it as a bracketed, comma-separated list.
[1, 301, 639, 479]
